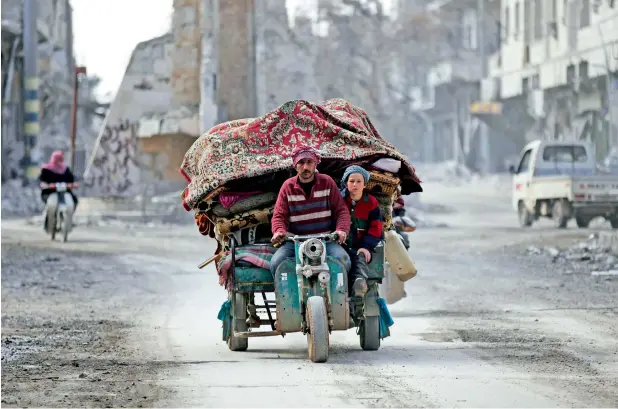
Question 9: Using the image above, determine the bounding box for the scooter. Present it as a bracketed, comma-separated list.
[40, 182, 78, 242]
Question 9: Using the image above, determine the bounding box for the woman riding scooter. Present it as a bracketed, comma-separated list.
[39, 151, 79, 229]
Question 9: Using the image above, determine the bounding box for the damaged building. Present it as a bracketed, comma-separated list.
[1, 0, 100, 182]
[83, 0, 322, 198]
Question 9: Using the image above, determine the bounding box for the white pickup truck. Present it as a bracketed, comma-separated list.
[509, 140, 618, 229]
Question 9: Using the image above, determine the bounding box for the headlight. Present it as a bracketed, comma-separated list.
[302, 238, 324, 260]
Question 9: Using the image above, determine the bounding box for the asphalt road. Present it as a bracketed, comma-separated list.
[2, 180, 617, 407]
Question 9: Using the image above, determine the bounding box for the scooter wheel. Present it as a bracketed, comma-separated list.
[306, 296, 329, 363]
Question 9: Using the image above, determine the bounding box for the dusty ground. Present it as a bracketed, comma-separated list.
[0, 234, 179, 407]
[1, 176, 617, 407]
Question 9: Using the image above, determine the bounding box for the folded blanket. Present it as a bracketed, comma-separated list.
[219, 191, 263, 209]
[214, 205, 274, 235]
[195, 213, 216, 237]
[212, 192, 277, 217]
[216, 245, 278, 290]
[228, 223, 272, 246]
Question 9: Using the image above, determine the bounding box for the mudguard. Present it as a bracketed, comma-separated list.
[234, 267, 275, 293]
[364, 285, 380, 317]
[274, 256, 349, 333]
[327, 257, 350, 331]
[274, 259, 302, 332]
[366, 242, 386, 282]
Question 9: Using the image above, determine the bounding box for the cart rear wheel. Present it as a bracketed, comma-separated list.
[228, 293, 248, 351]
[306, 296, 329, 363]
[359, 315, 380, 351]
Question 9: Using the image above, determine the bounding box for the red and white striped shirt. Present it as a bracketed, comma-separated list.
[271, 173, 351, 236]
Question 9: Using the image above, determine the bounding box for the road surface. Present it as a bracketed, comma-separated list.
[2, 179, 617, 407]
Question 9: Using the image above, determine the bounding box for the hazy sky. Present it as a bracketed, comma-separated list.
[71, 0, 172, 100]
[71, 0, 394, 101]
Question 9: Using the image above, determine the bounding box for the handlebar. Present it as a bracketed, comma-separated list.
[277, 232, 340, 246]
[40, 182, 79, 189]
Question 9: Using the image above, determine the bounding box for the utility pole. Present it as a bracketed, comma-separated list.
[22, 0, 39, 180]
[596, 23, 616, 148]
[70, 66, 87, 171]
[477, 0, 490, 174]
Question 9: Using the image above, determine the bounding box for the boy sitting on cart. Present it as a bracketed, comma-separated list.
[340, 165, 384, 319]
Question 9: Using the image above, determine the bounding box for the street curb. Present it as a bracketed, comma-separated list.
[597, 231, 618, 255]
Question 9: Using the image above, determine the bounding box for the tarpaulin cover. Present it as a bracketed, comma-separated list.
[179, 98, 422, 210]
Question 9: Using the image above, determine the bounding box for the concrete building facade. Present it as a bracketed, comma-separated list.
[478, 0, 618, 163]
[403, 0, 510, 172]
[1, 0, 98, 181]
[84, 0, 323, 198]
[406, 0, 618, 171]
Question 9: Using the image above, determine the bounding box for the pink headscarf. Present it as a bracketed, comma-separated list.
[292, 146, 321, 167]
[42, 150, 67, 174]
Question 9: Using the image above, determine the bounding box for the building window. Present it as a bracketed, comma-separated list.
[580, 0, 590, 27]
[504, 6, 510, 41]
[552, 0, 558, 18]
[548, 0, 559, 39]
[522, 77, 530, 92]
[514, 2, 521, 39]
[465, 25, 473, 49]
[534, 0, 543, 40]
[524, 0, 533, 43]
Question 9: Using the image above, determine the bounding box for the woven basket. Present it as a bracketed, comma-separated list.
[366, 170, 400, 197]
[382, 212, 393, 230]
[372, 193, 394, 230]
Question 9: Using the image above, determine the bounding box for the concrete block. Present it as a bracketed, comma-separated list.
[597, 231, 618, 255]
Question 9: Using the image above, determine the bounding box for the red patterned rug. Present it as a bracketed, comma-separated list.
[180, 98, 422, 211]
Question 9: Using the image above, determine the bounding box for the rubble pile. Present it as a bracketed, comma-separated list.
[526, 233, 618, 276]
[1, 180, 44, 217]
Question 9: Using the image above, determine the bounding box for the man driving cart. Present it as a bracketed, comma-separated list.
[270, 146, 352, 275]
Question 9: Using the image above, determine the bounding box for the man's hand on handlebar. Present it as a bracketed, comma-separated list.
[271, 231, 288, 246]
[334, 230, 347, 245]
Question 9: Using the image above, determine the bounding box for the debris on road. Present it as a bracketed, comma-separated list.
[1, 180, 44, 217]
[526, 233, 618, 275]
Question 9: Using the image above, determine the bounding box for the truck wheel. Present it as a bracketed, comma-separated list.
[306, 296, 329, 363]
[575, 215, 591, 228]
[552, 200, 570, 229]
[228, 293, 248, 351]
[518, 202, 533, 227]
[359, 316, 381, 351]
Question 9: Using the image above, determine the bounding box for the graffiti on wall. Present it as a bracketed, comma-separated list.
[83, 119, 141, 197]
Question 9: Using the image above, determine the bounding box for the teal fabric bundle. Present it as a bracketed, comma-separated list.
[377, 297, 394, 339]
[217, 299, 232, 341]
